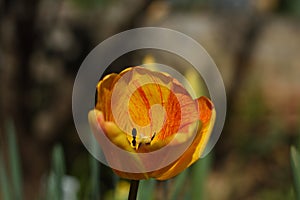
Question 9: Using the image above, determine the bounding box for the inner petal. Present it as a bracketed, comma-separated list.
[149, 104, 166, 135]
[128, 83, 181, 140]
[109, 67, 199, 145]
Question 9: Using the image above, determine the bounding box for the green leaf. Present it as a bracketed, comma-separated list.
[189, 153, 212, 200]
[169, 169, 188, 200]
[90, 138, 100, 199]
[0, 151, 12, 200]
[138, 179, 155, 200]
[47, 144, 66, 200]
[6, 120, 22, 200]
[291, 146, 300, 200]
[46, 172, 57, 200]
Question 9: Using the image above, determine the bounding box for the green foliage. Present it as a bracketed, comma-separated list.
[291, 146, 300, 200]
[89, 137, 101, 200]
[0, 120, 23, 200]
[0, 152, 12, 200]
[138, 179, 155, 200]
[0, 123, 99, 200]
[2, 116, 296, 200]
[7, 121, 23, 200]
[258, 187, 295, 200]
[168, 153, 212, 200]
[280, 0, 300, 16]
[189, 154, 212, 200]
[46, 141, 102, 200]
[169, 169, 188, 200]
[46, 145, 66, 200]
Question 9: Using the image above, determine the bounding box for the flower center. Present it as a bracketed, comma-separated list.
[129, 128, 156, 150]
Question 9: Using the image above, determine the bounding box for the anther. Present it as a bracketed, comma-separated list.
[131, 128, 137, 147]
[146, 132, 156, 145]
[151, 132, 156, 141]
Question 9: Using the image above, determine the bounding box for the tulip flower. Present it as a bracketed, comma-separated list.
[88, 67, 215, 181]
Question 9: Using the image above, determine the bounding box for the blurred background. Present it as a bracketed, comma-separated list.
[1, 0, 300, 199]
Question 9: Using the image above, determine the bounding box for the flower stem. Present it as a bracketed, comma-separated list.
[128, 180, 140, 200]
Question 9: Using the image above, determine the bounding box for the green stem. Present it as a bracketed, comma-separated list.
[128, 180, 140, 200]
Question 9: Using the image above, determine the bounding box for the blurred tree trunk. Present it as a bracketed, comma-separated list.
[0, 1, 49, 199]
[0, 0, 156, 199]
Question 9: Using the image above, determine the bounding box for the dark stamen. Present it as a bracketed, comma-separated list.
[132, 138, 136, 147]
[132, 128, 137, 147]
[132, 128, 137, 137]
[146, 132, 156, 145]
[151, 132, 156, 141]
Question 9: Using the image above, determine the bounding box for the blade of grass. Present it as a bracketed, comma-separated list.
[6, 120, 22, 200]
[0, 151, 12, 200]
[47, 144, 66, 200]
[46, 172, 57, 200]
[90, 137, 100, 200]
[189, 153, 212, 200]
[169, 169, 188, 200]
[291, 146, 300, 200]
[138, 179, 155, 200]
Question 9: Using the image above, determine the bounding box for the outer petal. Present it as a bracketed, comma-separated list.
[95, 73, 121, 121]
[88, 109, 132, 151]
[88, 109, 151, 180]
[151, 97, 215, 180]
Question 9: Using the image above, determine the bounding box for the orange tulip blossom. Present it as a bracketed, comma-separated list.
[88, 67, 215, 180]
